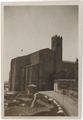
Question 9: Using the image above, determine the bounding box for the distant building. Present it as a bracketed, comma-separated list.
[9, 35, 78, 91]
[54, 79, 76, 92]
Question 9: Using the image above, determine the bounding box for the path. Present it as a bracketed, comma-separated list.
[39, 91, 78, 116]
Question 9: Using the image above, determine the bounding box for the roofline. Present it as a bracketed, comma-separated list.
[62, 60, 75, 64]
[11, 48, 51, 61]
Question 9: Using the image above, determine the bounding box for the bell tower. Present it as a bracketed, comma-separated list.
[51, 35, 62, 73]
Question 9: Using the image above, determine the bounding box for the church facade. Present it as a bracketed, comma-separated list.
[9, 35, 78, 91]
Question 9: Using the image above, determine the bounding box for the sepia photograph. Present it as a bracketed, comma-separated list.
[2, 2, 80, 118]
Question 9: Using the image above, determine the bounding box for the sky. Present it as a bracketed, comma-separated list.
[4, 6, 78, 81]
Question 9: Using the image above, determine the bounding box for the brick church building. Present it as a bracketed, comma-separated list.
[9, 35, 78, 91]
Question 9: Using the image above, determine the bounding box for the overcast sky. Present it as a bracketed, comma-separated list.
[4, 6, 78, 81]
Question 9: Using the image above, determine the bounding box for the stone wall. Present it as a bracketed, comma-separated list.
[9, 49, 54, 91]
